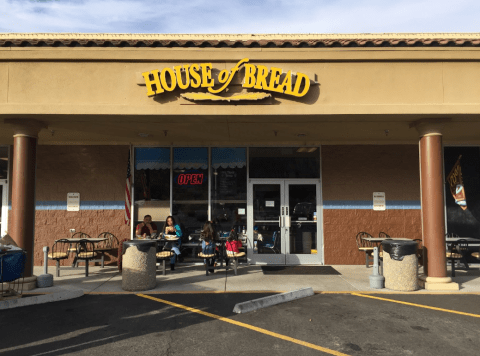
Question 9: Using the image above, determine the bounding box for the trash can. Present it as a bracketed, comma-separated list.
[302, 232, 312, 254]
[122, 240, 157, 292]
[381, 240, 418, 291]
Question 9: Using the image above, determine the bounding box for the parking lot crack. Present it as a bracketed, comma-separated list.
[165, 329, 174, 356]
[86, 272, 120, 294]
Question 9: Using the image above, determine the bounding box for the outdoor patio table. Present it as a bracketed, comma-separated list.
[363, 237, 412, 243]
[55, 237, 107, 268]
[445, 237, 480, 243]
[445, 238, 479, 270]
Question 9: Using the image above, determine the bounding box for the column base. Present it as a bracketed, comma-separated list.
[418, 275, 459, 291]
[15, 276, 38, 291]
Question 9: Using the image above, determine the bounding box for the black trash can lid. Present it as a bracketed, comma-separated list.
[381, 240, 418, 261]
[122, 240, 157, 255]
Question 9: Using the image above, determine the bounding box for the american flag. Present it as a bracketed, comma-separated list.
[125, 149, 132, 225]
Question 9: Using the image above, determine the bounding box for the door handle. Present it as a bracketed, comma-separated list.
[285, 216, 291, 228]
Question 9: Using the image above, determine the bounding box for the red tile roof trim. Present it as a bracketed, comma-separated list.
[1, 38, 480, 48]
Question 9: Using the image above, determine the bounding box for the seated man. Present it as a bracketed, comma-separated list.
[136, 215, 157, 238]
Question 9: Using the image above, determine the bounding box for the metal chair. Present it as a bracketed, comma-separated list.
[70, 232, 92, 267]
[76, 239, 97, 277]
[446, 239, 469, 277]
[262, 230, 281, 254]
[379, 232, 390, 238]
[95, 232, 119, 268]
[472, 246, 480, 261]
[48, 239, 71, 277]
[413, 239, 424, 266]
[156, 250, 174, 275]
[356, 232, 375, 267]
[226, 250, 246, 276]
[198, 242, 217, 276]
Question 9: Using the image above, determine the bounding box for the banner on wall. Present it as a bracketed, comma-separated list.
[446, 155, 467, 210]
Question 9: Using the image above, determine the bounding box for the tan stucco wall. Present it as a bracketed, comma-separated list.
[1, 42, 480, 145]
[2, 49, 480, 114]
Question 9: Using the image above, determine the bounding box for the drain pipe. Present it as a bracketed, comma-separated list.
[369, 247, 385, 289]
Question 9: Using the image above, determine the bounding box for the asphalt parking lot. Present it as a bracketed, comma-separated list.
[1, 292, 480, 356]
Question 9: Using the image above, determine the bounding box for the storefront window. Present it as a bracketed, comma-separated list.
[172, 148, 208, 237]
[249, 147, 320, 178]
[0, 147, 8, 180]
[444, 146, 480, 238]
[211, 148, 247, 234]
[134, 147, 171, 228]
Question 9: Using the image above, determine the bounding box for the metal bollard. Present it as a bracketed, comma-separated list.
[37, 246, 54, 288]
[369, 247, 385, 289]
[43, 246, 49, 275]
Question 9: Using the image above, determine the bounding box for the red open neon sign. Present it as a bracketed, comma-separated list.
[177, 173, 204, 185]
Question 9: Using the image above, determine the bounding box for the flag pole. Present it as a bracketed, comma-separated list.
[129, 143, 134, 239]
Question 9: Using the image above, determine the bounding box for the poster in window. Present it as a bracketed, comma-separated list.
[218, 170, 237, 198]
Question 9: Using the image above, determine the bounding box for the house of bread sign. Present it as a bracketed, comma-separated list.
[141, 58, 312, 101]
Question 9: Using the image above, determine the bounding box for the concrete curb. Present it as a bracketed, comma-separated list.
[0, 287, 84, 310]
[233, 287, 315, 313]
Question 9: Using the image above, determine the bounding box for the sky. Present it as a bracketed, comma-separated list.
[1, 0, 480, 34]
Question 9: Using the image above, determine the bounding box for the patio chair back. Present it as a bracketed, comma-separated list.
[446, 232, 460, 238]
[72, 232, 92, 239]
[96, 232, 119, 250]
[76, 239, 97, 277]
[356, 232, 374, 249]
[452, 239, 469, 256]
[378, 232, 390, 238]
[68, 232, 92, 252]
[76, 239, 96, 259]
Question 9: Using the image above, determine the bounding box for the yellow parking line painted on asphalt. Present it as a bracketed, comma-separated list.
[87, 290, 285, 295]
[317, 291, 480, 295]
[351, 293, 480, 318]
[137, 293, 350, 356]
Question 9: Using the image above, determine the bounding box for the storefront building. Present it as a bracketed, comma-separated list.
[1, 33, 480, 289]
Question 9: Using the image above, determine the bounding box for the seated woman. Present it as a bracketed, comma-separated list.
[162, 216, 183, 270]
[201, 221, 217, 273]
[225, 229, 243, 267]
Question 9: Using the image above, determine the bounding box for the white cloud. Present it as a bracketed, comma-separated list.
[0, 0, 479, 33]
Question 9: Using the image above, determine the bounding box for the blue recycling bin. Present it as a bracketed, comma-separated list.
[1, 250, 27, 283]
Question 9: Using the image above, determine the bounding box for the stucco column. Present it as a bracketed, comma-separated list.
[413, 120, 459, 290]
[4, 119, 46, 279]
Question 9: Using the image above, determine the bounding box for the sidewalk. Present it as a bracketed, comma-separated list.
[28, 263, 480, 295]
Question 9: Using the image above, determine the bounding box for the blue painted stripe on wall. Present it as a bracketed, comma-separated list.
[323, 200, 421, 210]
[26, 200, 421, 211]
[34, 201, 125, 210]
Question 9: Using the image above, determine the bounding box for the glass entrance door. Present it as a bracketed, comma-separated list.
[247, 179, 321, 265]
[248, 181, 285, 264]
[285, 181, 320, 264]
